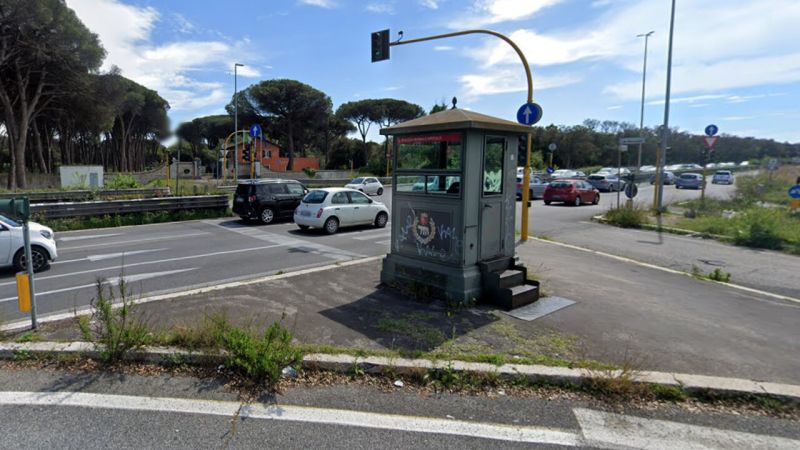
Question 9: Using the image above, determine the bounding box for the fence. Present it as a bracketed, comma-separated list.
[0, 187, 171, 203]
[30, 195, 228, 220]
[214, 177, 392, 192]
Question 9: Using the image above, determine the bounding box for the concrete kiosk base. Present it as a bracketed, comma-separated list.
[380, 254, 482, 305]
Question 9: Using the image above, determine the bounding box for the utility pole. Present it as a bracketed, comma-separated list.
[637, 31, 654, 182]
[657, 0, 677, 215]
[234, 63, 244, 181]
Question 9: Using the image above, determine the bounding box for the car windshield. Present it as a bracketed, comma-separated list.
[680, 174, 697, 179]
[350, 178, 364, 184]
[715, 171, 730, 175]
[302, 190, 328, 203]
[550, 181, 572, 188]
[0, 214, 20, 227]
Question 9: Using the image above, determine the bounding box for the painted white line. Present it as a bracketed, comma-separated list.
[58, 233, 123, 242]
[1, 256, 385, 332]
[54, 248, 168, 265]
[352, 231, 390, 240]
[374, 240, 391, 245]
[0, 268, 198, 304]
[0, 391, 581, 446]
[529, 237, 800, 305]
[58, 232, 210, 251]
[0, 244, 287, 288]
[574, 407, 800, 449]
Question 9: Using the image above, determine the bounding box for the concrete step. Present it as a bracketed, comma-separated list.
[498, 269, 525, 289]
[508, 284, 539, 309]
[477, 257, 513, 275]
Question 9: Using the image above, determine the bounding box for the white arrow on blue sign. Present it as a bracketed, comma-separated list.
[517, 102, 543, 126]
[249, 124, 262, 138]
[789, 185, 800, 199]
[705, 124, 718, 136]
[546, 167, 555, 174]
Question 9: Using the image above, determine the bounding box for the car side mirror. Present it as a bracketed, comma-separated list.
[368, 198, 373, 203]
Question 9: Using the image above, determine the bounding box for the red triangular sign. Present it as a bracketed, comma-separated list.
[704, 136, 719, 149]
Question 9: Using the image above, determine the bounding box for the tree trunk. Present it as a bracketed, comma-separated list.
[287, 122, 294, 171]
[33, 121, 48, 174]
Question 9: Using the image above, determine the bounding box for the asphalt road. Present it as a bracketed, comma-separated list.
[0, 198, 395, 323]
[1, 367, 798, 449]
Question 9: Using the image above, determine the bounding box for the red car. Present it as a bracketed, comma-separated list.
[543, 179, 600, 206]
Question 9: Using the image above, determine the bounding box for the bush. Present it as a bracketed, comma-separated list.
[79, 276, 151, 363]
[604, 207, 647, 228]
[217, 320, 303, 389]
[105, 175, 141, 190]
[302, 167, 317, 178]
[733, 208, 783, 250]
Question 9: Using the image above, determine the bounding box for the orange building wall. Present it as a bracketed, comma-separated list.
[231, 140, 320, 173]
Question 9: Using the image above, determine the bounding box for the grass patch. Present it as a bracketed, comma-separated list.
[79, 276, 152, 363]
[155, 313, 232, 351]
[691, 265, 732, 283]
[40, 208, 231, 232]
[14, 331, 42, 343]
[604, 206, 648, 228]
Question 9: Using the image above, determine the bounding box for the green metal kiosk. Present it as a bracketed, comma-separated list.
[380, 108, 539, 309]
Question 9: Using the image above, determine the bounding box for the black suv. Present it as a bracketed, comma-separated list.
[233, 179, 307, 224]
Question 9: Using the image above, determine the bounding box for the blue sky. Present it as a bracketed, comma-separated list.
[65, 0, 800, 144]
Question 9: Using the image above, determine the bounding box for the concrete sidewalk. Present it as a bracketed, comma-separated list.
[24, 236, 800, 385]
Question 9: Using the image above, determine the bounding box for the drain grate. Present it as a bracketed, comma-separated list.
[503, 296, 576, 321]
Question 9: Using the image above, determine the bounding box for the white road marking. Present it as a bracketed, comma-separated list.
[58, 232, 210, 251]
[54, 248, 168, 265]
[529, 237, 800, 305]
[2, 256, 385, 332]
[574, 407, 800, 449]
[0, 268, 197, 303]
[58, 233, 123, 242]
[0, 391, 581, 446]
[205, 220, 366, 261]
[374, 240, 391, 245]
[352, 231, 390, 240]
[0, 244, 288, 288]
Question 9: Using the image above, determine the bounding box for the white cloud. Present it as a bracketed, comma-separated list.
[449, 0, 564, 29]
[66, 0, 256, 113]
[419, 0, 440, 9]
[299, 0, 336, 8]
[434, 46, 454, 51]
[172, 13, 195, 34]
[366, 2, 394, 14]
[459, 69, 580, 98]
[607, 105, 623, 110]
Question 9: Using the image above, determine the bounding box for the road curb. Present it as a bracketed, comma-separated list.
[1, 342, 798, 402]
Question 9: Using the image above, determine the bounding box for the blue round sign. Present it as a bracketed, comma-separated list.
[546, 167, 555, 174]
[249, 124, 262, 138]
[705, 124, 718, 136]
[517, 102, 543, 126]
[789, 185, 800, 199]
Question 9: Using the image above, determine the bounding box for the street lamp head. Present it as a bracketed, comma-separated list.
[637, 31, 655, 38]
[235, 63, 244, 67]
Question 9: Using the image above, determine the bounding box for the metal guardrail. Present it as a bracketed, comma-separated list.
[215, 177, 393, 191]
[30, 195, 228, 219]
[0, 187, 171, 203]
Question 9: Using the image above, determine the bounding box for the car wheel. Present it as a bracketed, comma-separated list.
[377, 187, 383, 196]
[259, 207, 275, 224]
[298, 224, 309, 230]
[544, 200, 551, 205]
[13, 246, 50, 273]
[324, 217, 339, 234]
[574, 196, 582, 207]
[374, 212, 388, 228]
[676, 185, 681, 189]
[592, 194, 599, 205]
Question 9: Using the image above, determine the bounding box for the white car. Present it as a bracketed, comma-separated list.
[344, 177, 384, 196]
[294, 188, 389, 234]
[0, 214, 58, 272]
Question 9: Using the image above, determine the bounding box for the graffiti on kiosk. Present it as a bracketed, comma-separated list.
[397, 207, 459, 260]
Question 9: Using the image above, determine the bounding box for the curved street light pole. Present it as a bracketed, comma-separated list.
[656, 0, 677, 214]
[391, 30, 537, 241]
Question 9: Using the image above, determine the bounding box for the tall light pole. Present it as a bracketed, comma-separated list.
[234, 63, 244, 181]
[656, 0, 676, 214]
[636, 31, 654, 172]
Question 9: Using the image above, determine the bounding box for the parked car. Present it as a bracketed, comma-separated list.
[639, 165, 656, 173]
[233, 179, 307, 224]
[739, 161, 750, 167]
[711, 170, 734, 185]
[550, 169, 586, 180]
[344, 177, 384, 196]
[294, 188, 389, 234]
[597, 167, 631, 177]
[516, 175, 548, 199]
[675, 173, 705, 189]
[587, 173, 626, 192]
[0, 214, 57, 272]
[543, 179, 599, 206]
[649, 171, 675, 185]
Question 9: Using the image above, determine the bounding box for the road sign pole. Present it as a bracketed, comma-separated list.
[617, 148, 622, 209]
[21, 211, 37, 329]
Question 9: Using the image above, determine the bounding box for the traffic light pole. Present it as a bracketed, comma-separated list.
[22, 216, 37, 329]
[389, 29, 536, 241]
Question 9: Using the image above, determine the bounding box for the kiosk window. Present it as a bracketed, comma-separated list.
[483, 137, 504, 195]
[395, 133, 462, 196]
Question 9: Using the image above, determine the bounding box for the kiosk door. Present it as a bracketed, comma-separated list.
[480, 136, 505, 260]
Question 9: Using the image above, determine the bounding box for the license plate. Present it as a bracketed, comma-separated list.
[552, 195, 561, 200]
[301, 211, 311, 216]
[235, 197, 244, 203]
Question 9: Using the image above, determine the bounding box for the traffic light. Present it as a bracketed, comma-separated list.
[243, 144, 251, 163]
[371, 29, 390, 62]
[517, 135, 528, 167]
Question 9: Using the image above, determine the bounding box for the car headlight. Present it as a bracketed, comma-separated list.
[40, 230, 53, 239]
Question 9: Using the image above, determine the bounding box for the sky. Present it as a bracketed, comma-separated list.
[64, 0, 800, 144]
